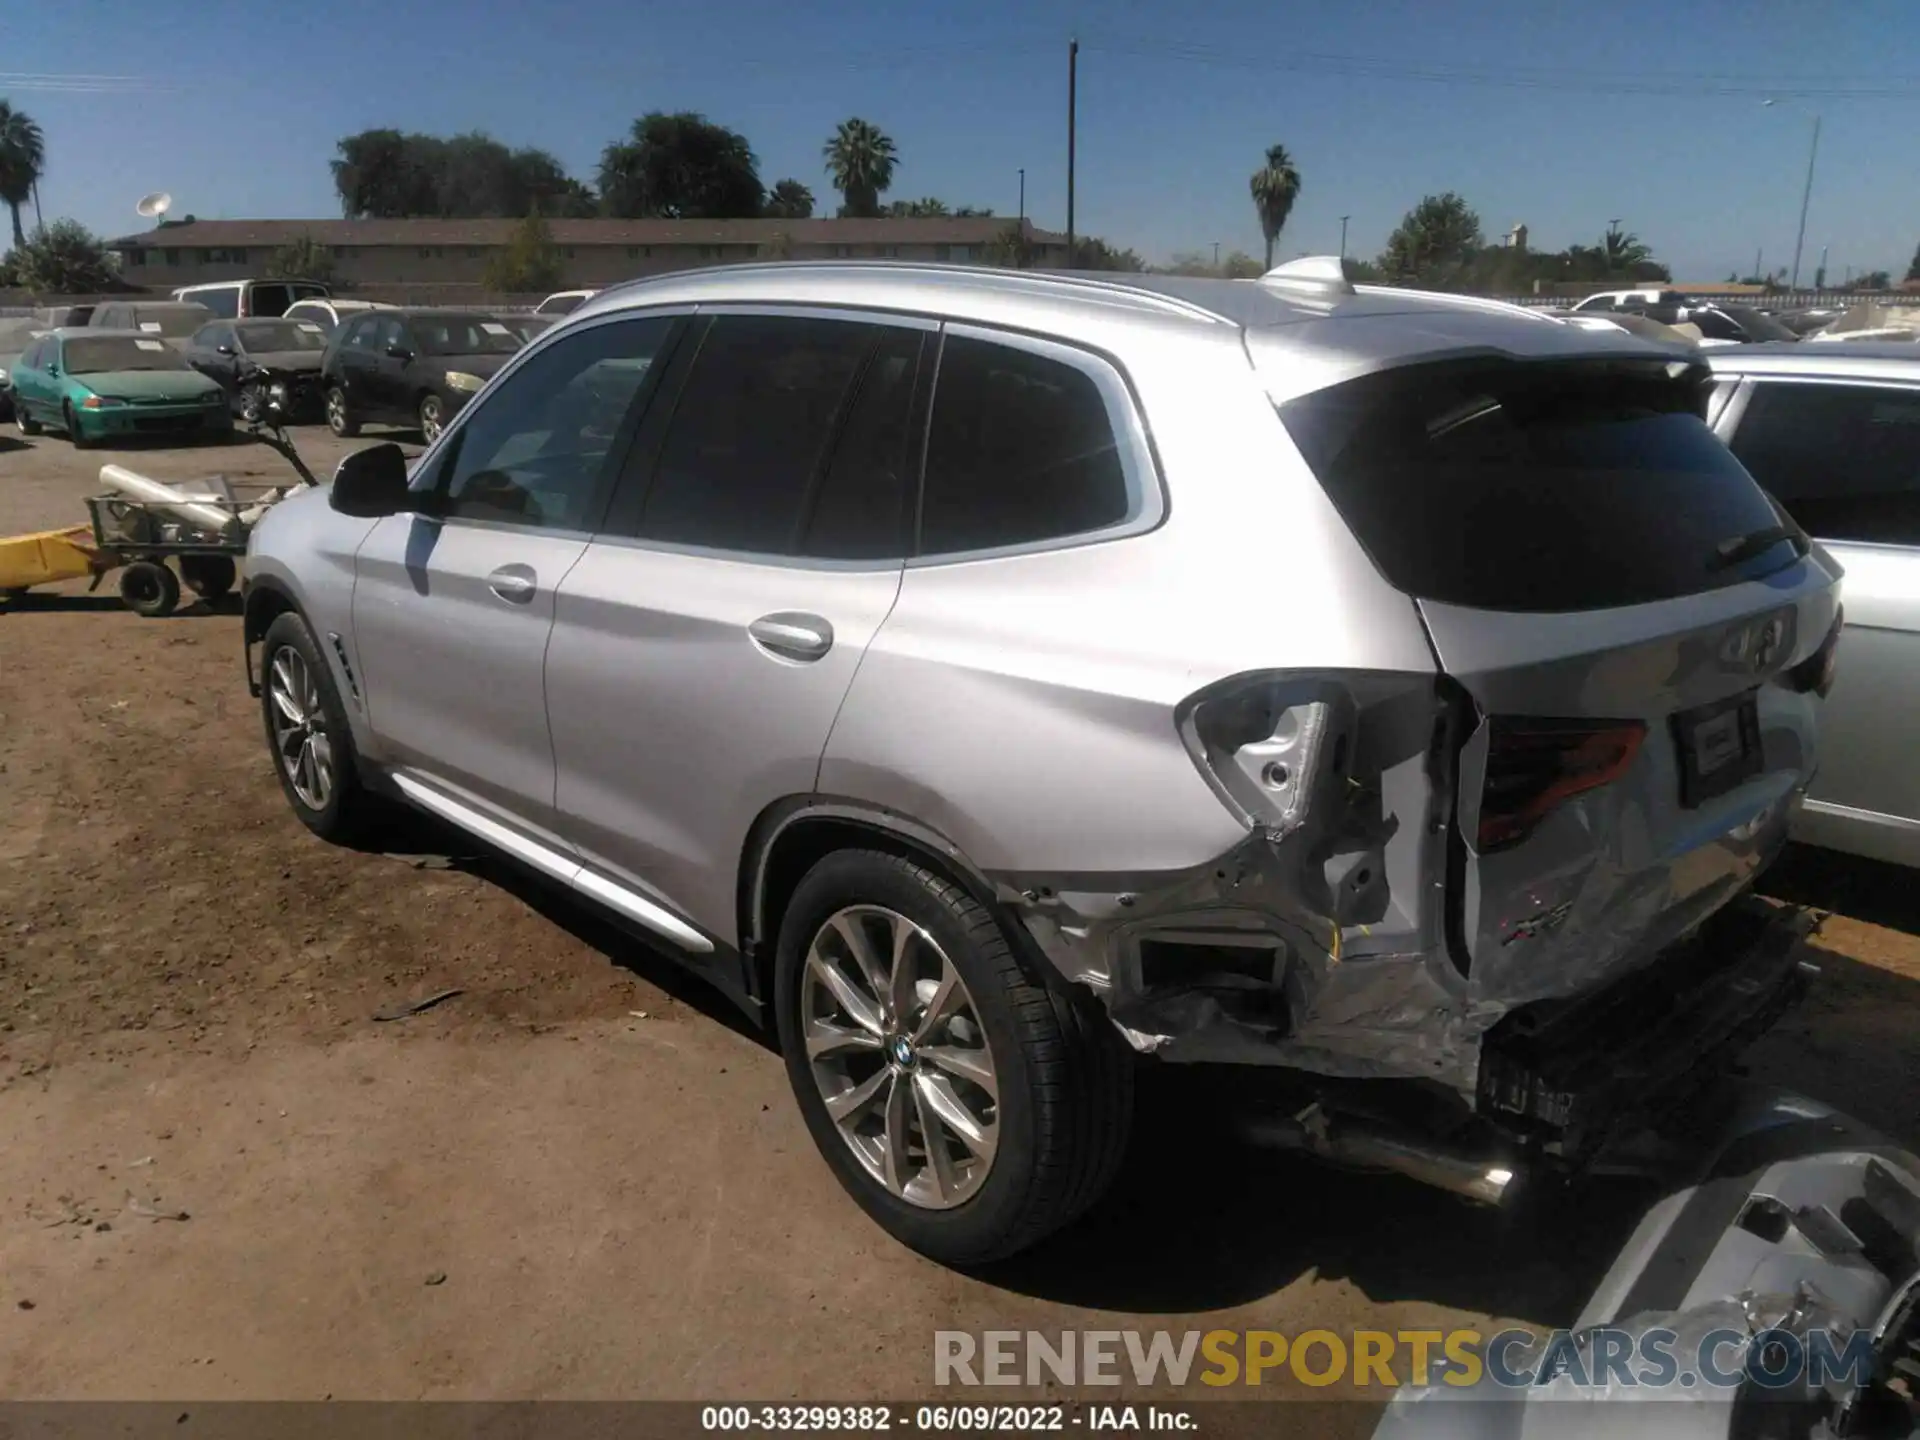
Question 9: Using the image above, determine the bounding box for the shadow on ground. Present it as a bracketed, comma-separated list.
[1761, 842, 1920, 936]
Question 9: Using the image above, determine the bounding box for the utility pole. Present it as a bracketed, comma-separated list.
[1213, 241, 1220, 268]
[1066, 39, 1078, 261]
[1753, 246, 1763, 283]
[1018, 168, 1025, 227]
[1816, 243, 1828, 289]
[1339, 215, 1349, 258]
[1790, 113, 1821, 291]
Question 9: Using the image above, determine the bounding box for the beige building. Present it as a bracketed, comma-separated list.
[106, 216, 1071, 298]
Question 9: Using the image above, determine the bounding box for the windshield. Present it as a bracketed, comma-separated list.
[63, 337, 192, 374]
[237, 320, 328, 353]
[128, 307, 212, 339]
[1715, 306, 1800, 342]
[1281, 358, 1791, 611]
[413, 315, 523, 355]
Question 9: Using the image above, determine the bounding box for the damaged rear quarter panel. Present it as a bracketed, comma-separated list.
[818, 322, 1470, 1084]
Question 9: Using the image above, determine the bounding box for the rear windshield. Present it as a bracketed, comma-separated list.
[127, 306, 212, 338]
[413, 315, 522, 355]
[64, 337, 191, 374]
[237, 320, 327, 352]
[1280, 359, 1797, 612]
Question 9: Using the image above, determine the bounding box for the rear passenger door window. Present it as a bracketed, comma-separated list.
[1729, 380, 1920, 545]
[435, 315, 677, 532]
[918, 329, 1149, 557]
[630, 313, 920, 558]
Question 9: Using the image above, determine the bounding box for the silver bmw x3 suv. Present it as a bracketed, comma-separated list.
[242, 259, 1841, 1263]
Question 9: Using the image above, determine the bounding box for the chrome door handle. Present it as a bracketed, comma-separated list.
[487, 565, 537, 604]
[748, 612, 834, 663]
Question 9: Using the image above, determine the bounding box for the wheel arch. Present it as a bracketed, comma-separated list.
[739, 797, 1007, 1010]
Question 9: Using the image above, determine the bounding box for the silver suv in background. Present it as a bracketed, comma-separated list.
[241, 260, 1839, 1263]
[1707, 340, 1920, 866]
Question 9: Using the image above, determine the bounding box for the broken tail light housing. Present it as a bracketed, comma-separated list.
[1780, 605, 1843, 698]
[1177, 674, 1354, 836]
[1477, 717, 1646, 852]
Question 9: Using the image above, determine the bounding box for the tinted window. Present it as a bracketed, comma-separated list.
[438, 316, 674, 531]
[63, 337, 190, 374]
[249, 284, 291, 317]
[342, 317, 379, 350]
[636, 315, 878, 553]
[412, 314, 520, 356]
[919, 334, 1132, 555]
[1280, 358, 1793, 612]
[190, 288, 239, 319]
[1729, 380, 1920, 546]
[801, 327, 923, 560]
[1690, 308, 1745, 342]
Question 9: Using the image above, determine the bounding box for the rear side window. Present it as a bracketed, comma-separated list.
[191, 288, 239, 319]
[1281, 359, 1792, 612]
[635, 314, 882, 554]
[250, 283, 292, 317]
[1729, 380, 1920, 546]
[920, 334, 1134, 556]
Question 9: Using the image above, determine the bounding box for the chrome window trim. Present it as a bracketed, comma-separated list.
[906, 319, 1166, 568]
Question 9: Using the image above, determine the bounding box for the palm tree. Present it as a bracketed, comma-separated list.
[1601, 226, 1653, 272]
[1249, 144, 1302, 270]
[822, 118, 898, 219]
[0, 101, 47, 250]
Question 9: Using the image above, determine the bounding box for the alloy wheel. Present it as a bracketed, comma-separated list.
[268, 645, 334, 812]
[325, 390, 346, 434]
[800, 905, 1000, 1209]
[419, 396, 443, 443]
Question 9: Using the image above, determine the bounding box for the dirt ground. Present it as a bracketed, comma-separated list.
[2, 423, 1919, 1417]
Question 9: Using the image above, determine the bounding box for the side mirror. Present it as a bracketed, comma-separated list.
[385, 343, 413, 360]
[329, 442, 415, 518]
[217, 343, 235, 356]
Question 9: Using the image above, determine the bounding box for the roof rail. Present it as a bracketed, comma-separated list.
[1259, 255, 1357, 298]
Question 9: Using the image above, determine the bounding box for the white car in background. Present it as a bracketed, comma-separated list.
[534, 288, 597, 317]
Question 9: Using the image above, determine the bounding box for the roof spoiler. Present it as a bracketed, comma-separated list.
[1260, 254, 1358, 298]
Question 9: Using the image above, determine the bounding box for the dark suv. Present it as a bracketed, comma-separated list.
[321, 308, 522, 442]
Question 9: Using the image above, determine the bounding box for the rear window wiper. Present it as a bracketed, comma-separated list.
[1709, 524, 1802, 571]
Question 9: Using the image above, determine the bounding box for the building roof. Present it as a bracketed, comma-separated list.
[108, 216, 1062, 250]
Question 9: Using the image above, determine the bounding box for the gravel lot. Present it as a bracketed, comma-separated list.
[2, 422, 1917, 1412]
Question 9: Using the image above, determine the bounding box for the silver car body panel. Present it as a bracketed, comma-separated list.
[244, 263, 1835, 1093]
[1708, 346, 1920, 867]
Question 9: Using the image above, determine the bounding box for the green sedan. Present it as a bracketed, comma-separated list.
[10, 329, 233, 448]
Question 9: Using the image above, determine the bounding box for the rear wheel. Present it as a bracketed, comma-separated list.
[118, 560, 180, 618]
[16, 404, 41, 436]
[418, 393, 445, 444]
[325, 386, 359, 438]
[259, 610, 375, 842]
[774, 849, 1133, 1264]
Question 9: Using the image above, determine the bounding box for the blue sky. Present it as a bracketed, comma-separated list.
[8, 0, 1920, 281]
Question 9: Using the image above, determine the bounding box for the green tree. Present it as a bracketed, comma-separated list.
[1379, 193, 1483, 287]
[1601, 226, 1653, 271]
[598, 112, 763, 219]
[265, 233, 335, 284]
[331, 129, 596, 218]
[11, 219, 114, 293]
[0, 100, 47, 250]
[484, 212, 562, 293]
[887, 197, 948, 217]
[1906, 243, 1920, 284]
[1854, 269, 1892, 290]
[979, 223, 1033, 268]
[1069, 237, 1144, 271]
[822, 118, 898, 218]
[1248, 143, 1302, 270]
[953, 205, 994, 218]
[763, 179, 814, 219]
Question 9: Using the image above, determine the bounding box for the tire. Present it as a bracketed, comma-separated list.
[117, 560, 180, 618]
[259, 610, 375, 843]
[64, 402, 97, 450]
[325, 386, 359, 438]
[237, 382, 265, 425]
[418, 393, 445, 444]
[774, 849, 1133, 1265]
[178, 554, 237, 601]
[16, 404, 41, 436]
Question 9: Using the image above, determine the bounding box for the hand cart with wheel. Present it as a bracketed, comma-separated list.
[0, 411, 322, 616]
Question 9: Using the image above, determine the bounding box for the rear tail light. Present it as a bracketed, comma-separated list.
[1477, 717, 1646, 852]
[1781, 606, 1843, 698]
